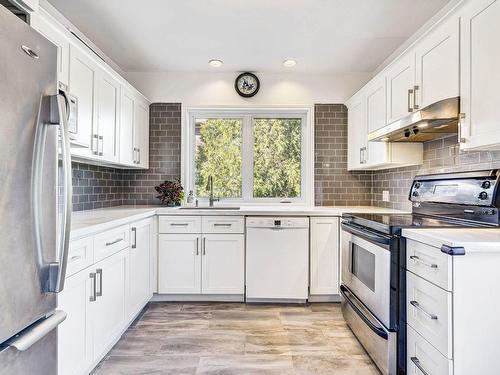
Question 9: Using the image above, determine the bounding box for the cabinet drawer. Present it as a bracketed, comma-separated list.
[202, 216, 244, 234]
[66, 236, 94, 277]
[408, 325, 453, 375]
[407, 271, 452, 358]
[159, 216, 201, 234]
[93, 225, 130, 262]
[407, 239, 452, 291]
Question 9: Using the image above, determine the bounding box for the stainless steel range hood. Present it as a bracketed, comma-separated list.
[368, 97, 460, 142]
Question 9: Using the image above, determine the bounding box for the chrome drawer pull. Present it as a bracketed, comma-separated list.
[105, 238, 124, 246]
[410, 357, 430, 375]
[96, 268, 103, 297]
[410, 255, 438, 269]
[170, 223, 189, 226]
[410, 300, 438, 320]
[214, 223, 232, 227]
[70, 255, 82, 262]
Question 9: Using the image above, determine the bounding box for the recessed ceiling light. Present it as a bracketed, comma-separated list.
[283, 59, 297, 68]
[208, 59, 223, 68]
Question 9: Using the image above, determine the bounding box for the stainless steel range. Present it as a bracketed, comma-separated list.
[340, 170, 500, 375]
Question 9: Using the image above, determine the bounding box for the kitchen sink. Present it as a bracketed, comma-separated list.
[178, 206, 240, 210]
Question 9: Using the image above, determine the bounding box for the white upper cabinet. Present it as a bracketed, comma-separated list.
[415, 16, 460, 109]
[30, 9, 69, 86]
[68, 44, 98, 157]
[119, 88, 135, 166]
[32, 6, 150, 168]
[347, 93, 366, 171]
[366, 76, 387, 133]
[460, 0, 500, 150]
[386, 51, 416, 123]
[133, 99, 150, 169]
[96, 69, 120, 163]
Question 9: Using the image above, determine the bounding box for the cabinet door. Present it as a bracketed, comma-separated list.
[347, 93, 366, 170]
[31, 11, 69, 86]
[415, 16, 459, 109]
[57, 269, 93, 375]
[386, 52, 416, 123]
[158, 234, 201, 294]
[310, 217, 339, 295]
[134, 99, 149, 168]
[460, 0, 500, 150]
[201, 234, 244, 295]
[128, 219, 152, 318]
[91, 250, 128, 360]
[96, 70, 120, 163]
[119, 88, 135, 166]
[364, 77, 390, 167]
[69, 44, 98, 157]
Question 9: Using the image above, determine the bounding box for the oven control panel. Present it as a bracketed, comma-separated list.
[410, 175, 498, 206]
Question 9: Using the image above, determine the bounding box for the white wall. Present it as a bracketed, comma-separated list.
[126, 71, 371, 106]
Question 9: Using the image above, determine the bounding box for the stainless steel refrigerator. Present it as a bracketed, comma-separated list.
[0, 4, 72, 374]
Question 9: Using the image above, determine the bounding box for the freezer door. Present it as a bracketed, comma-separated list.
[0, 4, 58, 346]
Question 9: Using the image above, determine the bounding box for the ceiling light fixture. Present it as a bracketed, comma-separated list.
[283, 59, 297, 68]
[208, 59, 223, 68]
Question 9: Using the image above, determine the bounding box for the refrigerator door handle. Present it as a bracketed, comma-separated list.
[4, 310, 67, 352]
[45, 94, 73, 293]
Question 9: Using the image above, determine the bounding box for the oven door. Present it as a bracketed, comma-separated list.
[341, 221, 392, 328]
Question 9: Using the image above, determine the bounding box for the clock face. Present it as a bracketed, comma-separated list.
[235, 73, 260, 97]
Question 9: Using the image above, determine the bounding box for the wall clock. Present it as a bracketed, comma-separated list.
[235, 72, 260, 97]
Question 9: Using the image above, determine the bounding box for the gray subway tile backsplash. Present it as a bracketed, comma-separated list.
[70, 102, 500, 211]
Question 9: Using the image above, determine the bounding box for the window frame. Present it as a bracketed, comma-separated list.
[182, 107, 314, 206]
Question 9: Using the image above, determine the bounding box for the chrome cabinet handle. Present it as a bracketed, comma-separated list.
[92, 134, 99, 155]
[96, 268, 103, 297]
[105, 238, 124, 246]
[410, 357, 430, 375]
[196, 237, 199, 256]
[410, 300, 438, 320]
[203, 237, 206, 255]
[70, 255, 82, 262]
[89, 272, 97, 302]
[458, 113, 467, 144]
[413, 85, 420, 110]
[408, 88, 414, 112]
[138, 148, 141, 164]
[409, 255, 438, 269]
[133, 147, 139, 164]
[214, 223, 232, 227]
[170, 223, 189, 226]
[131, 227, 137, 248]
[363, 147, 367, 164]
[359, 148, 364, 164]
[98, 135, 103, 156]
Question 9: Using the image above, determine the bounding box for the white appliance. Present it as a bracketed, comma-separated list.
[246, 217, 309, 302]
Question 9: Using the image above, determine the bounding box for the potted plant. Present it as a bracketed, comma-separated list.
[154, 179, 185, 206]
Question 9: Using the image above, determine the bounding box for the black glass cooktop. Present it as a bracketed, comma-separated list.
[342, 213, 478, 235]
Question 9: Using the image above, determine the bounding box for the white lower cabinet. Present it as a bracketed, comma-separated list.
[158, 234, 202, 294]
[57, 269, 93, 375]
[309, 217, 339, 296]
[202, 234, 244, 294]
[58, 218, 152, 375]
[158, 216, 245, 297]
[128, 219, 153, 318]
[91, 250, 128, 359]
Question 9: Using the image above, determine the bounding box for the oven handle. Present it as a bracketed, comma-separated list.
[340, 285, 388, 339]
[341, 222, 391, 247]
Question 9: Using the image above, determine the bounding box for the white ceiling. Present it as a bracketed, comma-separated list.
[48, 0, 450, 74]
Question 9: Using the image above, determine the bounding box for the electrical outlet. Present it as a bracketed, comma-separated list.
[382, 190, 390, 202]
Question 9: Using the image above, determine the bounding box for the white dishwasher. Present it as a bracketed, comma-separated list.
[246, 217, 309, 302]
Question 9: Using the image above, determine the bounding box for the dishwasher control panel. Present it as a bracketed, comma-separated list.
[246, 217, 310, 228]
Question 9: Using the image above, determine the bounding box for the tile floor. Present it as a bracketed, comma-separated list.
[93, 302, 380, 375]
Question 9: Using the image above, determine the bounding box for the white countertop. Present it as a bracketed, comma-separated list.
[71, 205, 408, 238]
[403, 228, 500, 253]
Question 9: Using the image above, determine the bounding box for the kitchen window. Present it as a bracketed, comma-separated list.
[184, 108, 313, 205]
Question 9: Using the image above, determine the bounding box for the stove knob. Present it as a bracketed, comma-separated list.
[414, 182, 421, 189]
[412, 191, 419, 197]
[478, 191, 489, 200]
[482, 181, 491, 189]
